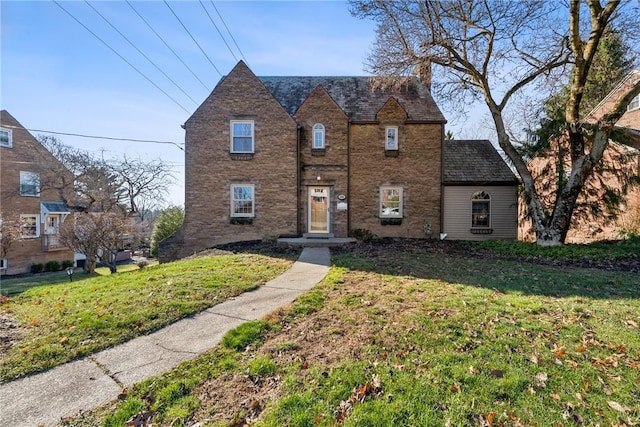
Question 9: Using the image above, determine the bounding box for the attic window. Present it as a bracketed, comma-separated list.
[0, 127, 12, 148]
[313, 124, 325, 149]
[385, 127, 398, 150]
[230, 120, 254, 153]
[628, 94, 640, 111]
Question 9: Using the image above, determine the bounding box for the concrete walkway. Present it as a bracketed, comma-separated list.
[0, 247, 331, 427]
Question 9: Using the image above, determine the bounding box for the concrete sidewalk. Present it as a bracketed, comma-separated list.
[0, 247, 331, 427]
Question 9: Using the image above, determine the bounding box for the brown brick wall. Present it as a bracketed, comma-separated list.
[350, 100, 442, 238]
[296, 86, 349, 236]
[161, 62, 298, 261]
[1, 111, 74, 275]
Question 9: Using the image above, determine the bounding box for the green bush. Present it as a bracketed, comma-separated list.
[349, 228, 377, 242]
[30, 263, 44, 274]
[61, 260, 74, 269]
[151, 206, 184, 258]
[45, 260, 61, 272]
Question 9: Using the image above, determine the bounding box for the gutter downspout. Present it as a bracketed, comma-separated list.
[347, 119, 352, 235]
[296, 124, 302, 237]
[439, 124, 445, 237]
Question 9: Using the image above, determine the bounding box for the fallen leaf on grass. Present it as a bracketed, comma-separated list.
[334, 375, 383, 423]
[607, 401, 629, 412]
[59, 336, 68, 344]
[624, 319, 638, 328]
[534, 372, 548, 388]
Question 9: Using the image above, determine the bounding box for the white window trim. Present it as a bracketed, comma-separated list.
[628, 94, 640, 111]
[0, 259, 7, 269]
[471, 191, 491, 228]
[230, 184, 255, 218]
[0, 127, 13, 148]
[379, 186, 403, 218]
[20, 171, 40, 197]
[313, 124, 325, 149]
[230, 120, 255, 153]
[385, 126, 399, 150]
[20, 214, 41, 238]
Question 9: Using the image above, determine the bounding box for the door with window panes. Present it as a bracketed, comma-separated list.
[308, 187, 330, 233]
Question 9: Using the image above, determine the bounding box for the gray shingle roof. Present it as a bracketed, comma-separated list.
[443, 140, 519, 184]
[258, 76, 445, 123]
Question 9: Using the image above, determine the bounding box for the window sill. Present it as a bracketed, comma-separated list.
[230, 217, 254, 225]
[470, 228, 493, 234]
[311, 148, 326, 156]
[380, 217, 403, 225]
[384, 149, 399, 157]
[229, 153, 254, 160]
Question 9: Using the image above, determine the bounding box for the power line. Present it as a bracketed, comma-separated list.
[210, 1, 248, 65]
[84, 0, 199, 106]
[27, 128, 185, 151]
[198, 0, 237, 63]
[53, 0, 191, 114]
[126, 0, 211, 92]
[163, 0, 222, 77]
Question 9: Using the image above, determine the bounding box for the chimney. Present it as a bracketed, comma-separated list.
[415, 59, 432, 91]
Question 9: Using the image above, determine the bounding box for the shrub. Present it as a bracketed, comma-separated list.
[151, 206, 184, 258]
[45, 260, 61, 272]
[137, 260, 149, 269]
[349, 228, 377, 242]
[30, 263, 44, 274]
[61, 260, 74, 269]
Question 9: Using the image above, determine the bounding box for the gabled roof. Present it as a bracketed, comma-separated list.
[258, 76, 446, 123]
[443, 140, 519, 185]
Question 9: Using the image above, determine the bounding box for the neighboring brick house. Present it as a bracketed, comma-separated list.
[161, 61, 517, 261]
[1, 110, 75, 275]
[520, 70, 640, 242]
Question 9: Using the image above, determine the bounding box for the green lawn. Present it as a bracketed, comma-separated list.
[0, 252, 295, 382]
[57, 240, 639, 427]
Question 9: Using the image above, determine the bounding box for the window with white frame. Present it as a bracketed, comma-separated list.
[230, 120, 254, 153]
[231, 184, 255, 217]
[0, 127, 12, 148]
[0, 259, 7, 270]
[628, 94, 640, 111]
[385, 126, 398, 150]
[313, 124, 325, 149]
[20, 214, 40, 238]
[20, 171, 40, 196]
[471, 191, 491, 228]
[380, 186, 403, 217]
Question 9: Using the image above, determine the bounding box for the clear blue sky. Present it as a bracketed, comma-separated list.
[1, 1, 470, 206]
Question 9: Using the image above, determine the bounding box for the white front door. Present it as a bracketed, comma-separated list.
[308, 187, 330, 233]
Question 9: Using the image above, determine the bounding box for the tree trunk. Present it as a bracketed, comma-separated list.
[85, 256, 97, 274]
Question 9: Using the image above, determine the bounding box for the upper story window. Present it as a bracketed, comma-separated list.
[231, 120, 254, 153]
[628, 94, 640, 111]
[231, 184, 255, 217]
[380, 186, 403, 217]
[0, 127, 12, 148]
[313, 124, 325, 149]
[385, 127, 398, 150]
[471, 191, 491, 228]
[20, 171, 40, 197]
[20, 214, 40, 238]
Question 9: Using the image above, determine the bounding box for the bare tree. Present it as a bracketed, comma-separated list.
[36, 136, 176, 271]
[60, 211, 132, 274]
[351, 0, 640, 245]
[0, 211, 21, 263]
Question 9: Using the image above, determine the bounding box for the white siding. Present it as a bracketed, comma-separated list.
[443, 185, 518, 240]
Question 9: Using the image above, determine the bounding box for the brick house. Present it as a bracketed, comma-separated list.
[1, 110, 75, 275]
[161, 61, 518, 261]
[520, 70, 640, 242]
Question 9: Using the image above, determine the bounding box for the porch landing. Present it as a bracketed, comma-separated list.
[277, 237, 357, 248]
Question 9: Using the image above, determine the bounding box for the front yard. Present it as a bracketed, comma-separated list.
[41, 239, 640, 426]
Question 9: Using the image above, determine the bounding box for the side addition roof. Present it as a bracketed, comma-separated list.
[443, 140, 519, 185]
[258, 76, 446, 123]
